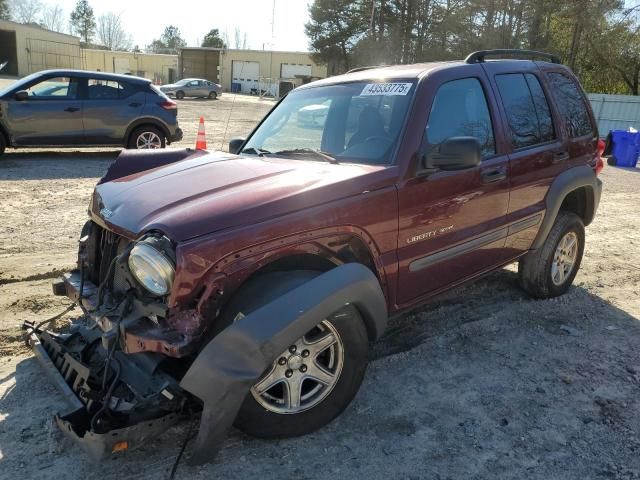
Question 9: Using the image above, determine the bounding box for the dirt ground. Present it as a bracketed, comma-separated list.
[1, 91, 640, 479]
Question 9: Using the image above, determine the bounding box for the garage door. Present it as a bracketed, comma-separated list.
[281, 64, 312, 79]
[232, 61, 259, 94]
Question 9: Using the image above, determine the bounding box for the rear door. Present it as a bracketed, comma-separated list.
[7, 75, 83, 145]
[482, 61, 571, 255]
[395, 67, 512, 307]
[82, 78, 145, 145]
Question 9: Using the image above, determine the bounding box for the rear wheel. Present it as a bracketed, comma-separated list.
[607, 155, 617, 166]
[518, 211, 585, 299]
[127, 126, 165, 149]
[208, 91, 217, 99]
[219, 271, 369, 438]
[0, 133, 5, 157]
[175, 90, 185, 100]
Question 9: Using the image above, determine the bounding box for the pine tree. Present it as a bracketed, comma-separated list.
[70, 0, 96, 43]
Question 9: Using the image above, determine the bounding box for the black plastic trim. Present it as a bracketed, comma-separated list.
[409, 227, 508, 273]
[179, 263, 387, 465]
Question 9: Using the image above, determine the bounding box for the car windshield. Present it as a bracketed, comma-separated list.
[242, 80, 417, 165]
[174, 79, 192, 86]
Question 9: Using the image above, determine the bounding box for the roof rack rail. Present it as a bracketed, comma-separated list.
[465, 49, 561, 64]
[346, 65, 385, 73]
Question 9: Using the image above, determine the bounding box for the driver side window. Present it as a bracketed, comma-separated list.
[426, 78, 495, 158]
[25, 76, 79, 99]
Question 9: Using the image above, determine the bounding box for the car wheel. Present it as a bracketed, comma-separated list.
[607, 155, 617, 166]
[518, 211, 585, 299]
[208, 91, 217, 100]
[0, 133, 5, 157]
[175, 91, 185, 100]
[217, 270, 369, 439]
[128, 126, 165, 149]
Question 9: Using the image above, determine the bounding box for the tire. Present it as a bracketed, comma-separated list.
[218, 270, 369, 439]
[607, 155, 617, 166]
[175, 91, 185, 100]
[208, 91, 217, 100]
[127, 126, 165, 149]
[0, 133, 5, 157]
[518, 211, 585, 299]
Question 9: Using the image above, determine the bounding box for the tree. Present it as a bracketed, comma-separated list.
[97, 12, 132, 51]
[40, 4, 65, 32]
[148, 25, 186, 54]
[202, 28, 226, 48]
[70, 0, 96, 43]
[233, 26, 248, 49]
[11, 0, 41, 24]
[305, 0, 366, 72]
[0, 0, 9, 20]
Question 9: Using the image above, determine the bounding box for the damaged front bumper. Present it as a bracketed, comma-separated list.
[22, 273, 191, 460]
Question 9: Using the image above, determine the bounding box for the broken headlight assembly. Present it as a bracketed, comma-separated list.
[128, 237, 175, 296]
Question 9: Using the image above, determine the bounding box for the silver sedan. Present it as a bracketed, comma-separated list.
[160, 78, 222, 100]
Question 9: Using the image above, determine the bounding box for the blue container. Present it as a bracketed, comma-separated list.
[610, 130, 640, 167]
[231, 82, 241, 93]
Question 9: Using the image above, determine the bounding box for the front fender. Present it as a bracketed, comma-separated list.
[179, 263, 386, 465]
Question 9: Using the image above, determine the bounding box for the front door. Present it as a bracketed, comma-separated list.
[7, 75, 83, 145]
[396, 72, 511, 307]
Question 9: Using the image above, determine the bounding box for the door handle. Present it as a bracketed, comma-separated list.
[128, 102, 142, 107]
[553, 151, 570, 163]
[481, 168, 507, 184]
[64, 106, 80, 112]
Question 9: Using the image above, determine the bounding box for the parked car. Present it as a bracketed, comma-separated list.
[27, 50, 604, 464]
[160, 78, 222, 99]
[0, 69, 182, 156]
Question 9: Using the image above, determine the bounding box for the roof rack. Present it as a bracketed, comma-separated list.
[465, 49, 561, 64]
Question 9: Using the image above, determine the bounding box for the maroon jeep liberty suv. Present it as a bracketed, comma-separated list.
[26, 49, 603, 463]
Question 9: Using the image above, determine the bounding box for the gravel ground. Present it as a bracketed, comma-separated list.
[1, 91, 640, 479]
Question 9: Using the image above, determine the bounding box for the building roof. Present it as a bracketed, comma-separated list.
[0, 19, 80, 41]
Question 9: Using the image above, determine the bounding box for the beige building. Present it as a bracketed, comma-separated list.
[0, 19, 83, 76]
[179, 48, 327, 95]
[83, 49, 179, 84]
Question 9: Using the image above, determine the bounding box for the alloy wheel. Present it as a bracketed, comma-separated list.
[136, 131, 162, 149]
[551, 231, 579, 286]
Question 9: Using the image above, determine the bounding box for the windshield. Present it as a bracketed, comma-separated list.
[174, 79, 191, 86]
[242, 80, 417, 165]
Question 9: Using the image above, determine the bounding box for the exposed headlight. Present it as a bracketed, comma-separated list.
[128, 242, 175, 296]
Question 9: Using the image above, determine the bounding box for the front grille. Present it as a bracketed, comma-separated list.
[86, 222, 131, 296]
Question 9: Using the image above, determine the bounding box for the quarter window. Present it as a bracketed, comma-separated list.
[426, 78, 495, 157]
[495, 73, 555, 149]
[547, 72, 594, 138]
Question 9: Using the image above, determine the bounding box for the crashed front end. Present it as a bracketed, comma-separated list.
[24, 220, 202, 460]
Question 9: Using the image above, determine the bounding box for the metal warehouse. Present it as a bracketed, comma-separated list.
[0, 19, 83, 76]
[179, 47, 327, 95]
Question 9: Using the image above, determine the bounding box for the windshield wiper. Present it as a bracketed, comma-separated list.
[241, 147, 271, 156]
[274, 148, 339, 164]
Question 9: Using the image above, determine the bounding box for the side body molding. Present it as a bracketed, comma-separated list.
[531, 165, 602, 250]
[179, 263, 387, 465]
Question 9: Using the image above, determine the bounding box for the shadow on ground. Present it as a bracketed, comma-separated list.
[0, 151, 120, 180]
[2, 271, 640, 479]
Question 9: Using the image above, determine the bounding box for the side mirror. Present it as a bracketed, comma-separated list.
[14, 90, 28, 101]
[228, 137, 246, 154]
[423, 136, 481, 171]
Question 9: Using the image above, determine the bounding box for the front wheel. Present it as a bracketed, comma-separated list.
[208, 91, 217, 99]
[518, 211, 585, 299]
[175, 90, 185, 100]
[220, 271, 369, 438]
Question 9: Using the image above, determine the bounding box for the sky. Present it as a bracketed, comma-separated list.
[45, 0, 314, 51]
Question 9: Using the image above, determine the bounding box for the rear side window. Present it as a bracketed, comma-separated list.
[87, 79, 136, 99]
[495, 73, 555, 149]
[426, 78, 495, 157]
[547, 72, 594, 138]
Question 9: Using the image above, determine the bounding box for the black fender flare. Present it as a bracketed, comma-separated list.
[179, 263, 387, 465]
[531, 165, 602, 250]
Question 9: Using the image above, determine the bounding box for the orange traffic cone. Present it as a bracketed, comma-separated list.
[195, 116, 207, 150]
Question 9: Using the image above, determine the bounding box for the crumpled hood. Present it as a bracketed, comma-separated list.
[91, 151, 386, 241]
